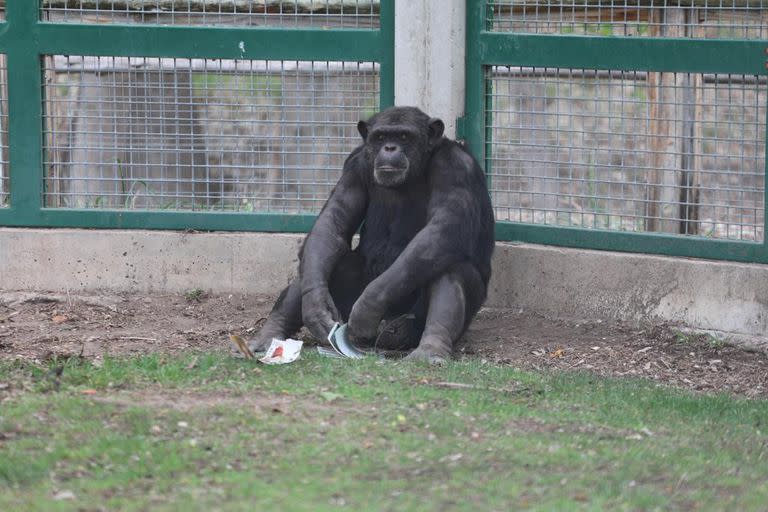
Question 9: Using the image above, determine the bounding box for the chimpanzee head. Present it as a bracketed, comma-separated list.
[358, 106, 445, 188]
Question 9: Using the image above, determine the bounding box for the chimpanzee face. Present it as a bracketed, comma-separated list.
[358, 110, 445, 188]
[367, 125, 423, 187]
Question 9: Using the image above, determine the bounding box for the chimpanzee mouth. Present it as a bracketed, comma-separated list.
[376, 166, 406, 172]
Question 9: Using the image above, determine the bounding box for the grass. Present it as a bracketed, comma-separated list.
[184, 288, 208, 303]
[1, 353, 767, 511]
[673, 329, 727, 349]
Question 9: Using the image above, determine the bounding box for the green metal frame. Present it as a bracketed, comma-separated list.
[0, 0, 395, 233]
[464, 0, 768, 264]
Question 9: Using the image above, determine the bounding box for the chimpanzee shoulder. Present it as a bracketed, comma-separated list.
[428, 139, 486, 183]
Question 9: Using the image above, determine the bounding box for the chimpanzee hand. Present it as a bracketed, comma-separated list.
[301, 287, 340, 342]
[347, 289, 386, 343]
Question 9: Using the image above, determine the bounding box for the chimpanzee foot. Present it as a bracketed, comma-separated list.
[404, 336, 452, 364]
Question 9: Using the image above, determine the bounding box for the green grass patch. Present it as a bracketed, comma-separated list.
[1, 353, 767, 510]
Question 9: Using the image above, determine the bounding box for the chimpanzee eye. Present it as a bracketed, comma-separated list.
[400, 134, 407, 141]
[377, 134, 384, 141]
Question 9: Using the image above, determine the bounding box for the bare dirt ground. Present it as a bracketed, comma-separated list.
[1, 291, 766, 398]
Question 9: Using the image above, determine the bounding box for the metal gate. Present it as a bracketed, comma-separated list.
[464, 0, 768, 263]
[0, 1, 394, 233]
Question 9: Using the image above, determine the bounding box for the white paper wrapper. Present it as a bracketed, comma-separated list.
[259, 338, 303, 365]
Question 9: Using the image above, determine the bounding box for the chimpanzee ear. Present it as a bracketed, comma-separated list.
[357, 120, 369, 141]
[428, 118, 445, 145]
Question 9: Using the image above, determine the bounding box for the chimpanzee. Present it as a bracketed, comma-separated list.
[248, 106, 495, 362]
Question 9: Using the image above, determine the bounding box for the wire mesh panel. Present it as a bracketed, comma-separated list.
[488, 67, 765, 241]
[488, 0, 768, 39]
[41, 0, 380, 28]
[43, 56, 379, 212]
[0, 55, 7, 208]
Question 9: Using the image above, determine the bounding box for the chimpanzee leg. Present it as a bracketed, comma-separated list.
[247, 250, 366, 352]
[405, 263, 486, 363]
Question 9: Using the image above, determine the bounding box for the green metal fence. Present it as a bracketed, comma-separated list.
[2, 1, 768, 265]
[464, 0, 768, 263]
[0, 0, 394, 233]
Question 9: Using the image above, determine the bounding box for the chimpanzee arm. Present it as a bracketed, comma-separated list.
[348, 176, 481, 340]
[300, 150, 368, 340]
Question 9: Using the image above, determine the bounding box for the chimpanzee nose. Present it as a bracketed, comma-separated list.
[384, 144, 397, 152]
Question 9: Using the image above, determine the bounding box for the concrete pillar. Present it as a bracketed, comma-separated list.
[394, 0, 465, 138]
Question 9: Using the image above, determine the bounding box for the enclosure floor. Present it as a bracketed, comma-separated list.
[1, 291, 765, 398]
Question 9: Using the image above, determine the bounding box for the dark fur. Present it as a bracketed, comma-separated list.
[250, 107, 495, 361]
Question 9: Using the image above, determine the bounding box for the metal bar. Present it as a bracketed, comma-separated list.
[378, 0, 395, 108]
[0, 22, 10, 48]
[478, 33, 768, 75]
[0, 207, 317, 232]
[495, 223, 768, 263]
[464, 0, 487, 164]
[5, 1, 44, 219]
[37, 24, 384, 61]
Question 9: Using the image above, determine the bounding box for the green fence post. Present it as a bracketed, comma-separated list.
[5, 0, 43, 221]
[464, 0, 486, 167]
[379, 0, 395, 109]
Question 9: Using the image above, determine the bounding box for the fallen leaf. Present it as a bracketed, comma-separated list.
[80, 389, 97, 395]
[550, 348, 566, 358]
[52, 315, 69, 324]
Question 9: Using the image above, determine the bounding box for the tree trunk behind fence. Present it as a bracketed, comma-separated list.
[646, 8, 702, 234]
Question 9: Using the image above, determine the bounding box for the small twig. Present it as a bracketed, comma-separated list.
[116, 336, 158, 342]
[0, 311, 20, 322]
[674, 472, 688, 492]
[425, 381, 524, 394]
[431, 381, 477, 390]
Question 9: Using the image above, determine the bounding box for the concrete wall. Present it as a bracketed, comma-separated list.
[394, 0, 465, 138]
[1, 228, 766, 346]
